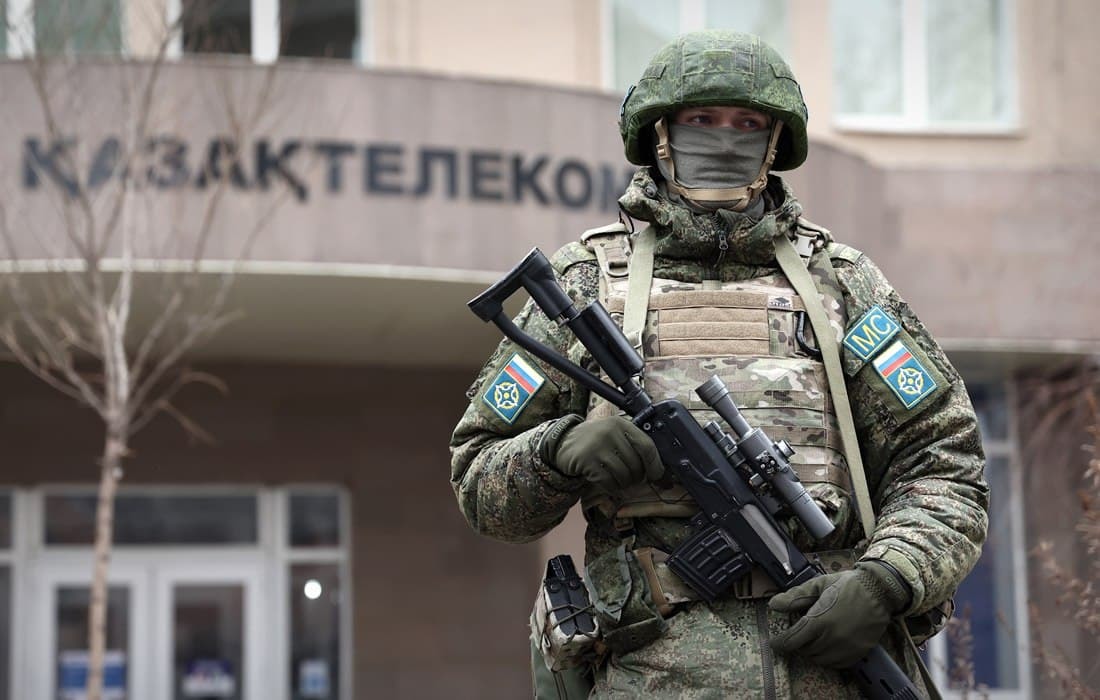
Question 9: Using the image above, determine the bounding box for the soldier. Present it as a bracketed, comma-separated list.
[450, 30, 988, 698]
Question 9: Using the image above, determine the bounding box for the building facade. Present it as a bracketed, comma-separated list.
[0, 1, 1097, 698]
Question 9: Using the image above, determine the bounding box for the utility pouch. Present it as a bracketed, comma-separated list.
[585, 542, 668, 656]
[531, 555, 600, 672]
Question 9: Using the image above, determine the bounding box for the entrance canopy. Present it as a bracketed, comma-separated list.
[0, 260, 522, 368]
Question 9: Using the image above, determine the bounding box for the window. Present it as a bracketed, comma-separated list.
[832, 0, 1016, 131]
[289, 492, 342, 547]
[33, 0, 122, 55]
[289, 564, 341, 700]
[182, 0, 252, 55]
[280, 0, 358, 60]
[44, 492, 259, 545]
[175, 0, 364, 64]
[607, 0, 789, 93]
[286, 488, 347, 700]
[925, 380, 1031, 698]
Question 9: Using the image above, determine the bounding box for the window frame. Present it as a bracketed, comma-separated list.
[831, 0, 1020, 135]
[38, 483, 263, 551]
[166, 0, 368, 65]
[600, 0, 790, 93]
[278, 485, 352, 700]
[5, 0, 128, 58]
[925, 377, 1032, 699]
[9, 483, 353, 700]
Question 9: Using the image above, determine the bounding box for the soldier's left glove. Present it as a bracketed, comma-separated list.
[768, 560, 911, 669]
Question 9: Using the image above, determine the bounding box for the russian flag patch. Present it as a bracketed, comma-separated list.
[482, 353, 546, 424]
[872, 340, 937, 409]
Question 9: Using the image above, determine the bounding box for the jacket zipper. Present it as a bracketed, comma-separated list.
[713, 230, 729, 277]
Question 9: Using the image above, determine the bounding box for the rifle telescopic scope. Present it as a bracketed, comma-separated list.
[697, 377, 753, 437]
[696, 376, 835, 541]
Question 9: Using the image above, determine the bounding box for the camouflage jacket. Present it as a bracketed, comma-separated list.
[449, 169, 989, 695]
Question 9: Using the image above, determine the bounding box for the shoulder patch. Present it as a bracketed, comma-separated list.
[481, 353, 547, 424]
[827, 243, 864, 266]
[871, 340, 938, 409]
[843, 305, 900, 361]
[550, 241, 597, 275]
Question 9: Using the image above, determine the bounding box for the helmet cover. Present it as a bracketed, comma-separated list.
[619, 30, 809, 171]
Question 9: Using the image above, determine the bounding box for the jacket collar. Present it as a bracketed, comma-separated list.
[618, 168, 812, 266]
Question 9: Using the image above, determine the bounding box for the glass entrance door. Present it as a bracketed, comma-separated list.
[21, 487, 349, 700]
[29, 562, 264, 700]
[156, 566, 264, 700]
[28, 563, 151, 700]
[56, 586, 129, 700]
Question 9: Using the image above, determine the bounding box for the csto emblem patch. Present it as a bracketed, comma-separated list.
[872, 340, 937, 409]
[482, 353, 546, 424]
[843, 305, 900, 361]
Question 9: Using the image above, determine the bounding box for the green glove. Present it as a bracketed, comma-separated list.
[542, 415, 664, 492]
[768, 560, 911, 669]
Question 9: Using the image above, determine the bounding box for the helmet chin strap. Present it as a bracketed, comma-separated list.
[653, 117, 782, 212]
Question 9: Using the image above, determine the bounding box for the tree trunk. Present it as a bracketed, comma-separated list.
[86, 433, 124, 700]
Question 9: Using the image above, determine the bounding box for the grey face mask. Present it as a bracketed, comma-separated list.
[655, 124, 772, 214]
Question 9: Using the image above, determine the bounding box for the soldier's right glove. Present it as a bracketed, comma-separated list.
[541, 415, 664, 493]
[767, 560, 911, 669]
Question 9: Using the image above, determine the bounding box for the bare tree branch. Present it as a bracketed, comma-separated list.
[1, 275, 105, 414]
[128, 306, 242, 425]
[129, 368, 228, 437]
[2, 6, 294, 698]
[0, 320, 93, 405]
[159, 401, 218, 445]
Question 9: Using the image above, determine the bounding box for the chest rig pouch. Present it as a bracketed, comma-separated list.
[531, 555, 600, 671]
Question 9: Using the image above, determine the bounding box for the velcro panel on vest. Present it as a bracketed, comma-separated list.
[608, 290, 805, 313]
[658, 322, 770, 357]
[606, 290, 807, 358]
[642, 356, 848, 489]
[605, 290, 806, 315]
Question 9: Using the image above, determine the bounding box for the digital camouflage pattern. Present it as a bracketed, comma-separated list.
[449, 168, 988, 698]
[620, 30, 809, 170]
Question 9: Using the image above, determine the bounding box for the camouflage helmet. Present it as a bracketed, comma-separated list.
[619, 30, 809, 171]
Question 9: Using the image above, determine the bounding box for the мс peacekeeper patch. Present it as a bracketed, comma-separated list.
[872, 340, 938, 409]
[843, 305, 901, 360]
[482, 353, 546, 424]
